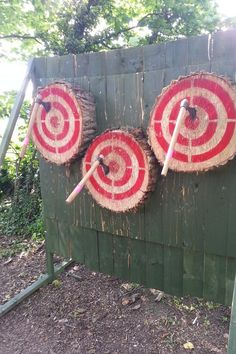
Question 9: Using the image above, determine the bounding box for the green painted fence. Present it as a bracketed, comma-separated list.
[34, 29, 236, 305]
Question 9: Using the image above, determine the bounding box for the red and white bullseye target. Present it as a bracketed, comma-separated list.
[82, 129, 157, 212]
[31, 82, 96, 164]
[148, 73, 236, 172]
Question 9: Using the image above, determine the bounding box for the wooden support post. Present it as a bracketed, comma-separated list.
[0, 59, 34, 168]
[0, 259, 72, 318]
[227, 274, 236, 353]
[46, 249, 55, 280]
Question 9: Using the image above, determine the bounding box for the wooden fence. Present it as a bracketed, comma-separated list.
[33, 29, 236, 305]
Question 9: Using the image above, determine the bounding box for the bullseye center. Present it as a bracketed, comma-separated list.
[50, 116, 60, 129]
[184, 115, 199, 130]
[109, 160, 120, 174]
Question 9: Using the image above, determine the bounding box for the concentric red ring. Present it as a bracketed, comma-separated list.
[148, 73, 236, 172]
[31, 83, 83, 164]
[82, 130, 153, 212]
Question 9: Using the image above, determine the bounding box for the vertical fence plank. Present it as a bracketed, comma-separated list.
[130, 239, 146, 285]
[203, 254, 227, 303]
[146, 243, 164, 290]
[183, 250, 204, 298]
[113, 236, 130, 280]
[228, 275, 236, 354]
[98, 232, 114, 274]
[164, 246, 183, 297]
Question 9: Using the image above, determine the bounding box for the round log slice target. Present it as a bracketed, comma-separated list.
[82, 129, 157, 212]
[31, 82, 96, 164]
[148, 73, 236, 172]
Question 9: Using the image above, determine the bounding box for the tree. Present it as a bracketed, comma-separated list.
[0, 0, 59, 59]
[48, 0, 221, 55]
[2, 0, 235, 59]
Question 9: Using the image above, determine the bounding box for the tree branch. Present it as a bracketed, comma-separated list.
[0, 34, 42, 44]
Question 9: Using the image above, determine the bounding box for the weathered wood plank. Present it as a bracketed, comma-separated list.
[187, 34, 210, 65]
[211, 60, 236, 81]
[129, 239, 146, 285]
[57, 221, 72, 259]
[212, 29, 236, 62]
[56, 165, 75, 226]
[228, 275, 236, 354]
[203, 254, 227, 303]
[98, 231, 114, 274]
[143, 70, 165, 128]
[165, 38, 188, 68]
[89, 75, 107, 134]
[181, 173, 205, 252]
[183, 249, 203, 298]
[70, 224, 85, 263]
[123, 73, 144, 128]
[44, 217, 59, 254]
[106, 74, 125, 128]
[162, 173, 184, 248]
[144, 180, 163, 244]
[163, 66, 187, 87]
[113, 236, 130, 280]
[88, 52, 106, 77]
[106, 47, 143, 75]
[71, 227, 99, 269]
[39, 158, 58, 219]
[164, 246, 183, 297]
[204, 167, 229, 257]
[226, 258, 236, 306]
[146, 242, 164, 290]
[143, 43, 166, 72]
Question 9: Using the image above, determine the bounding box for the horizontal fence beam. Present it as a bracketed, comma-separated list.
[0, 259, 72, 318]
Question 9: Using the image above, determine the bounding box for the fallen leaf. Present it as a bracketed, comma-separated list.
[122, 298, 130, 306]
[155, 291, 164, 302]
[121, 283, 133, 291]
[150, 288, 160, 296]
[74, 307, 87, 315]
[52, 279, 61, 288]
[132, 304, 141, 311]
[183, 341, 194, 350]
[70, 308, 87, 318]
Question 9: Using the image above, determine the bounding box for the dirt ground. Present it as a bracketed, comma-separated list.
[0, 235, 231, 354]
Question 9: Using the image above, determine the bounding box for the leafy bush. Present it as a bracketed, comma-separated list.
[0, 143, 44, 237]
[0, 91, 44, 239]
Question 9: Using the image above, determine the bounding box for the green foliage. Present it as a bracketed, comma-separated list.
[45, 0, 221, 55]
[0, 144, 43, 237]
[0, 0, 59, 59]
[0, 91, 43, 239]
[1, 0, 234, 59]
[0, 91, 30, 121]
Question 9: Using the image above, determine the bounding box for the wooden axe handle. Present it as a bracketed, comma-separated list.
[66, 155, 104, 204]
[20, 96, 41, 159]
[161, 99, 189, 176]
